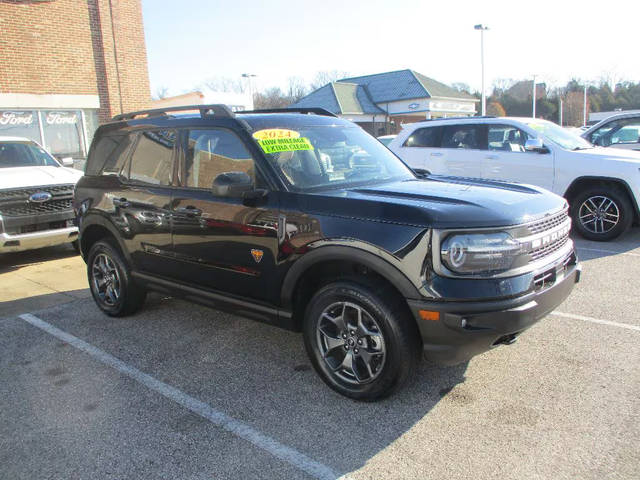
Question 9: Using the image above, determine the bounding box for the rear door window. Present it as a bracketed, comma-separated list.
[403, 127, 441, 147]
[87, 135, 133, 176]
[441, 125, 484, 150]
[126, 130, 176, 185]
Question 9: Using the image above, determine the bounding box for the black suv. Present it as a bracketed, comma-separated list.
[75, 105, 580, 400]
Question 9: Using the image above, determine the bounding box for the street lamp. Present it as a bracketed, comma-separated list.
[532, 74, 537, 118]
[583, 83, 588, 127]
[242, 73, 257, 108]
[474, 24, 489, 116]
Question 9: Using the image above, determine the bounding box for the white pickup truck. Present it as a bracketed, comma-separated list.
[389, 117, 640, 241]
[0, 136, 83, 253]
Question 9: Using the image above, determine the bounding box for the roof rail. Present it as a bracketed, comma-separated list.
[419, 115, 495, 123]
[112, 104, 235, 121]
[240, 107, 337, 117]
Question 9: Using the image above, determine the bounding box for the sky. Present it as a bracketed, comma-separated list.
[141, 0, 640, 97]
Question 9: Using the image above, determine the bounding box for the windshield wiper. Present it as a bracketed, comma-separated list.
[572, 146, 593, 150]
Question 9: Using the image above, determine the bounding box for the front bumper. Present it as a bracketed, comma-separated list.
[408, 261, 581, 365]
[0, 227, 78, 253]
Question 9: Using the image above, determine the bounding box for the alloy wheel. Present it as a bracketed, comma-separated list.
[91, 253, 122, 306]
[578, 195, 620, 234]
[316, 301, 386, 385]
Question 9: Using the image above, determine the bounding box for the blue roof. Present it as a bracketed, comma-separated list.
[290, 83, 341, 113]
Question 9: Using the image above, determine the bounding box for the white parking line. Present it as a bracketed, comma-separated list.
[19, 313, 340, 480]
[577, 246, 640, 258]
[552, 311, 640, 332]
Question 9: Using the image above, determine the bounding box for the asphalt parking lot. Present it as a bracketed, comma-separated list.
[1, 233, 639, 480]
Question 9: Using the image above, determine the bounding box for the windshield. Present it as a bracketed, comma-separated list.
[253, 126, 413, 191]
[525, 120, 593, 150]
[0, 141, 60, 168]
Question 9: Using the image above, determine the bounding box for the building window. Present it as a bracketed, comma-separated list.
[41, 110, 85, 159]
[0, 110, 40, 143]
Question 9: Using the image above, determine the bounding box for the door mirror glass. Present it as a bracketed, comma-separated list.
[211, 171, 253, 197]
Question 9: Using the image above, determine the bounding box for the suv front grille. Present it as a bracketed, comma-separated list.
[527, 210, 567, 234]
[0, 184, 75, 218]
[0, 198, 73, 217]
[529, 234, 570, 261]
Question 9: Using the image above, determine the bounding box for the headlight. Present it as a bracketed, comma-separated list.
[440, 232, 522, 274]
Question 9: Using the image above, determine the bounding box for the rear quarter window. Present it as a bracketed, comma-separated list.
[86, 135, 134, 176]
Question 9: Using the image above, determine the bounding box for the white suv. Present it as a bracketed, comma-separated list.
[389, 117, 640, 241]
[0, 137, 83, 253]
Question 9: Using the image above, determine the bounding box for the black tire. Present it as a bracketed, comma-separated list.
[303, 281, 421, 401]
[570, 185, 633, 241]
[87, 239, 146, 316]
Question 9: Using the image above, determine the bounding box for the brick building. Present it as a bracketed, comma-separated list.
[0, 0, 150, 161]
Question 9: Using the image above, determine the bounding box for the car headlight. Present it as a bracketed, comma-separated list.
[440, 232, 523, 274]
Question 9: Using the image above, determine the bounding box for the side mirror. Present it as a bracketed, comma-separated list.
[61, 157, 74, 167]
[211, 171, 253, 197]
[524, 138, 549, 153]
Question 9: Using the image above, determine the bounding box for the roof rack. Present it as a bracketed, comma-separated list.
[112, 104, 235, 121]
[240, 107, 337, 117]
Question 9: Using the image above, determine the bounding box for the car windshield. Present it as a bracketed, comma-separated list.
[0, 141, 60, 168]
[253, 125, 413, 191]
[524, 120, 593, 150]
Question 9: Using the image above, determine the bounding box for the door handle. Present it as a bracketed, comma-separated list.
[430, 152, 443, 157]
[176, 206, 202, 216]
[113, 197, 130, 208]
[485, 155, 499, 160]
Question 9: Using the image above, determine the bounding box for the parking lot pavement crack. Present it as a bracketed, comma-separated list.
[18, 313, 343, 480]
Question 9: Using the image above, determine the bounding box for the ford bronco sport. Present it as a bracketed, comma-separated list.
[74, 105, 580, 400]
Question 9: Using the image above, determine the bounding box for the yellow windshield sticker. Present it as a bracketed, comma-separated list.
[253, 129, 313, 154]
[253, 128, 300, 140]
[256, 136, 314, 154]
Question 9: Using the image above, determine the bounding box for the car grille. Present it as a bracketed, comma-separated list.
[0, 184, 75, 217]
[522, 209, 572, 263]
[526, 210, 567, 235]
[0, 198, 74, 217]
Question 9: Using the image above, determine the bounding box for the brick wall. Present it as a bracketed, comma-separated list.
[0, 0, 150, 122]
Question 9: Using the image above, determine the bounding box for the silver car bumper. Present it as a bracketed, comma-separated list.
[0, 226, 78, 253]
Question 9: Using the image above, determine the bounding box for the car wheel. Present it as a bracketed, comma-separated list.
[87, 239, 146, 316]
[303, 281, 420, 401]
[570, 186, 633, 241]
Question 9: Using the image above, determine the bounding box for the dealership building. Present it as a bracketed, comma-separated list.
[0, 0, 150, 163]
[291, 69, 478, 135]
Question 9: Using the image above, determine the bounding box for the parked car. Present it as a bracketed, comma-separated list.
[0, 136, 82, 253]
[389, 117, 640, 241]
[377, 134, 397, 147]
[75, 105, 579, 400]
[582, 112, 640, 152]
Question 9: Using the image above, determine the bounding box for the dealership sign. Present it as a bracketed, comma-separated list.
[0, 111, 34, 125]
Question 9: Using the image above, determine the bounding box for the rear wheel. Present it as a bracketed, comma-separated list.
[570, 186, 633, 241]
[87, 240, 146, 316]
[303, 281, 420, 401]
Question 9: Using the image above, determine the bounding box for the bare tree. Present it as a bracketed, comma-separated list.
[310, 70, 350, 90]
[201, 76, 244, 93]
[450, 82, 471, 94]
[287, 76, 308, 103]
[253, 87, 290, 109]
[152, 85, 169, 100]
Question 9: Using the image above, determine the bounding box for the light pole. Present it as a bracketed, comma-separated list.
[474, 24, 489, 116]
[242, 73, 257, 109]
[583, 84, 588, 127]
[532, 74, 537, 118]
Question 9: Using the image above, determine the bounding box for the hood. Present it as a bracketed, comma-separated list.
[306, 176, 567, 229]
[571, 146, 640, 162]
[0, 166, 83, 189]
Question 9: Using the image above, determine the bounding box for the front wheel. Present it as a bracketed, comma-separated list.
[303, 281, 420, 401]
[87, 240, 146, 316]
[570, 186, 633, 241]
